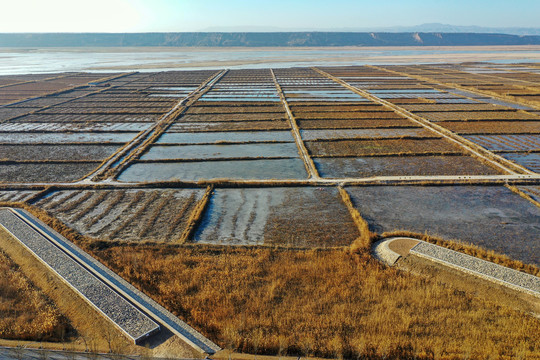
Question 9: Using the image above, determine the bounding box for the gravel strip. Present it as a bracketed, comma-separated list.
[0, 209, 160, 343]
[11, 208, 220, 354]
[411, 241, 540, 297]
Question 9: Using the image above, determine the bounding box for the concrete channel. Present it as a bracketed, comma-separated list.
[0, 208, 220, 354]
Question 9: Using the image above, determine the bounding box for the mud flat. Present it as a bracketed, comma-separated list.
[35, 189, 205, 242]
[117, 159, 308, 182]
[194, 187, 359, 247]
[347, 185, 540, 265]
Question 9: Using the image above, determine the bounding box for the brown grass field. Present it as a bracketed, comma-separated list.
[305, 138, 461, 157]
[438, 120, 540, 134]
[297, 119, 419, 129]
[2, 203, 537, 359]
[0, 249, 70, 341]
[83, 243, 540, 359]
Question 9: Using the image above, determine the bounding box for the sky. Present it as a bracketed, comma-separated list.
[0, 0, 539, 32]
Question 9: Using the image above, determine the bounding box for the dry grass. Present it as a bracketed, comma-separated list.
[298, 119, 420, 130]
[179, 186, 213, 243]
[2, 201, 540, 358]
[84, 243, 540, 359]
[439, 120, 540, 134]
[338, 187, 375, 250]
[187, 105, 283, 114]
[0, 248, 70, 342]
[183, 113, 287, 122]
[288, 104, 383, 112]
[294, 112, 402, 120]
[305, 138, 462, 157]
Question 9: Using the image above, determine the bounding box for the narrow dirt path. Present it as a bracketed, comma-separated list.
[270, 69, 320, 179]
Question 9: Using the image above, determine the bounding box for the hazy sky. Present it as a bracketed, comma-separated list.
[1, 0, 539, 32]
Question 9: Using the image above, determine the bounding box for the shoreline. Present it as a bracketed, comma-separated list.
[0, 46, 538, 74]
[1, 45, 540, 53]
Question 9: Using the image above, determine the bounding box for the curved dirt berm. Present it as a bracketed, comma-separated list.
[373, 237, 540, 298]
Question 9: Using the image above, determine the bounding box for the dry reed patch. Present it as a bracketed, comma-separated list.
[403, 104, 507, 112]
[0, 162, 100, 183]
[0, 144, 121, 162]
[293, 112, 402, 120]
[288, 105, 383, 112]
[182, 113, 287, 122]
[187, 105, 283, 114]
[298, 119, 419, 130]
[439, 120, 540, 134]
[305, 138, 461, 157]
[35, 189, 204, 242]
[86, 244, 540, 359]
[0, 248, 70, 342]
[169, 120, 291, 132]
[416, 111, 538, 121]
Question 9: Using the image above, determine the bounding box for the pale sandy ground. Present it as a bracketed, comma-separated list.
[89, 46, 540, 70]
[1, 45, 539, 72]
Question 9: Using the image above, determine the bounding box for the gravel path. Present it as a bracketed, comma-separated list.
[411, 241, 540, 297]
[6, 208, 220, 355]
[0, 208, 160, 344]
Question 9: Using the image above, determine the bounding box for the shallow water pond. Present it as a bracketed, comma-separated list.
[499, 152, 540, 172]
[347, 186, 540, 265]
[118, 158, 308, 181]
[0, 132, 138, 144]
[141, 143, 300, 160]
[156, 131, 294, 144]
[300, 128, 429, 141]
[194, 187, 358, 247]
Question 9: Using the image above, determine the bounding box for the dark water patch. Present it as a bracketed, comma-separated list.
[118, 158, 308, 181]
[0, 162, 99, 183]
[0, 144, 120, 161]
[0, 132, 138, 144]
[156, 131, 294, 144]
[194, 187, 358, 247]
[499, 152, 540, 172]
[141, 143, 300, 160]
[347, 185, 540, 265]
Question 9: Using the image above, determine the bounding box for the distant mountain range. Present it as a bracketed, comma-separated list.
[1, 32, 540, 47]
[201, 23, 540, 36]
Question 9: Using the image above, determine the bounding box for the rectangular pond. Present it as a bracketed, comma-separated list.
[314, 155, 501, 178]
[141, 143, 300, 160]
[464, 134, 540, 152]
[0, 132, 138, 144]
[0, 162, 99, 183]
[300, 128, 430, 141]
[346, 185, 540, 265]
[0, 144, 121, 161]
[194, 187, 359, 247]
[117, 158, 308, 181]
[499, 152, 540, 172]
[0, 122, 151, 132]
[156, 131, 295, 144]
